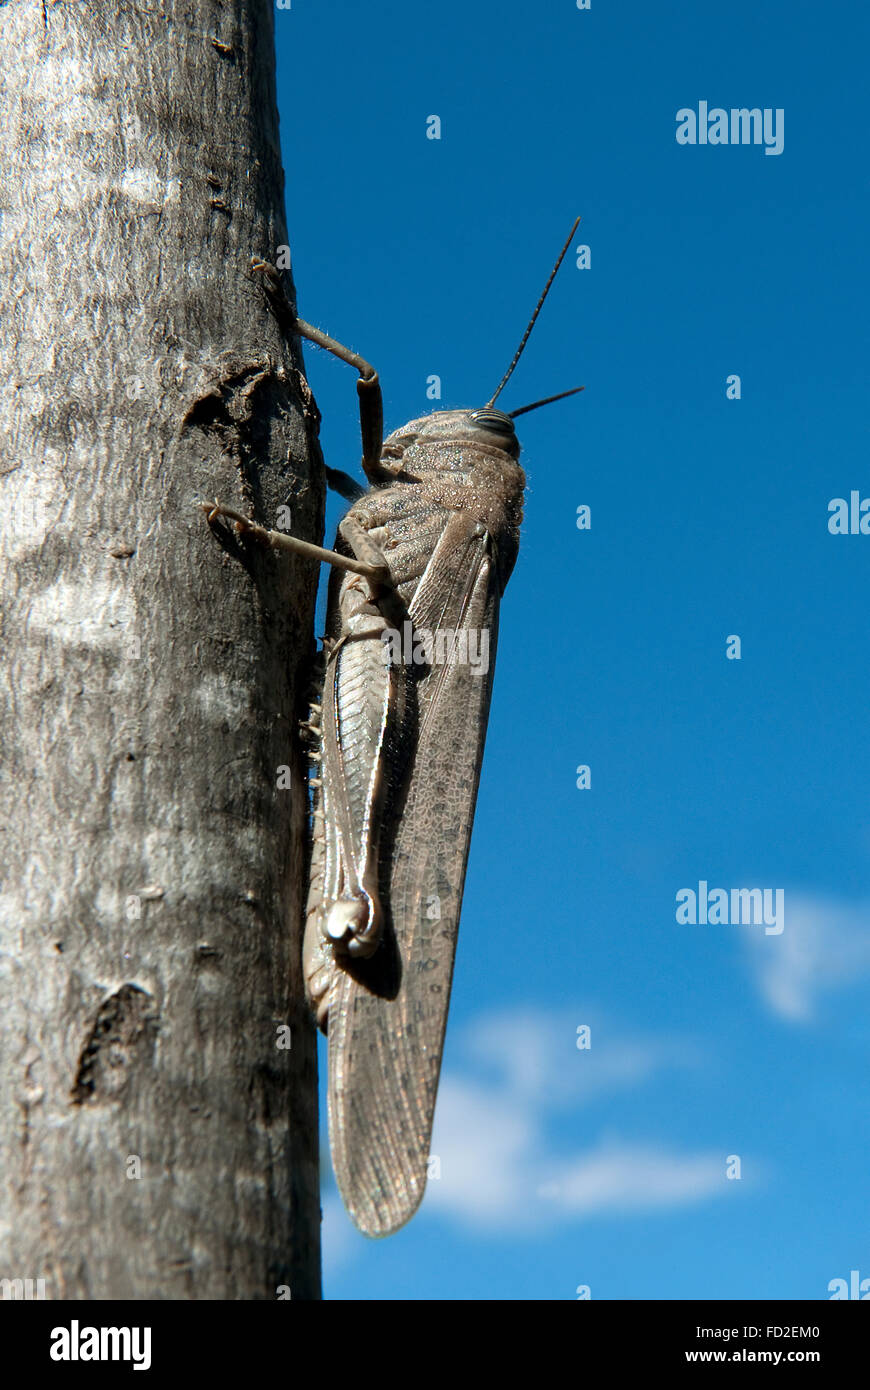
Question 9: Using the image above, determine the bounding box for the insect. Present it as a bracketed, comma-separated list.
[204, 221, 582, 1236]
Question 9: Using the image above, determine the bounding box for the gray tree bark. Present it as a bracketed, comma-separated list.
[0, 0, 322, 1299]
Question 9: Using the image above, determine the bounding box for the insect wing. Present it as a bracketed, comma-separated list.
[327, 516, 502, 1236]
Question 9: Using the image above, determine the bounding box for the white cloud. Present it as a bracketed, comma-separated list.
[741, 894, 870, 1022]
[462, 1008, 701, 1107]
[418, 1013, 723, 1232]
[427, 1071, 724, 1230]
[537, 1143, 724, 1214]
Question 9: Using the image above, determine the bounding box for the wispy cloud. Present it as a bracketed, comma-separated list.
[741, 894, 870, 1022]
[462, 1008, 702, 1107]
[537, 1143, 725, 1215]
[426, 1075, 725, 1230]
[418, 1011, 725, 1231]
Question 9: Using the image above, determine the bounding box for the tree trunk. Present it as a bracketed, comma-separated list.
[0, 0, 322, 1299]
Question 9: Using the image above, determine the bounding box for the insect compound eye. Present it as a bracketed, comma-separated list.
[468, 407, 515, 436]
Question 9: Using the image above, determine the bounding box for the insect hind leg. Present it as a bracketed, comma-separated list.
[323, 893, 382, 959]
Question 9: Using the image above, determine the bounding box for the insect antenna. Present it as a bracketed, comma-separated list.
[487, 216, 581, 407]
[508, 385, 584, 419]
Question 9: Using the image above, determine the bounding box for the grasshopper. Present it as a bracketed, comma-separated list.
[204, 222, 582, 1236]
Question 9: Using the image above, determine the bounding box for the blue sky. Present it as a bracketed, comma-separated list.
[274, 1, 870, 1299]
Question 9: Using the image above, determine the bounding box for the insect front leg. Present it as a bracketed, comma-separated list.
[251, 257, 385, 485]
[201, 501, 391, 588]
[324, 466, 365, 502]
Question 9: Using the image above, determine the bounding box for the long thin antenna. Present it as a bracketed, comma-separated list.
[487, 216, 581, 407]
[508, 385, 584, 419]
